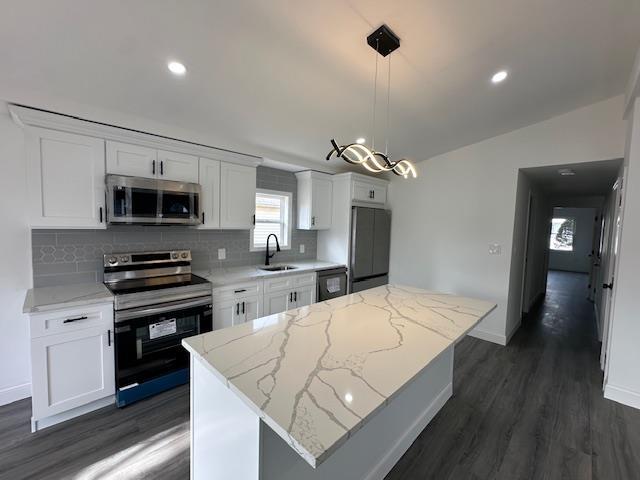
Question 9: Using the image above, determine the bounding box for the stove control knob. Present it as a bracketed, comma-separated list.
[172, 252, 179, 259]
[181, 252, 189, 259]
[108, 256, 117, 264]
[120, 256, 129, 263]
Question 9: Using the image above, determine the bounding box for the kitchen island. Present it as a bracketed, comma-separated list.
[182, 285, 495, 480]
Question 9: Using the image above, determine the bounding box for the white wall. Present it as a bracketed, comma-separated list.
[0, 101, 32, 405]
[604, 96, 640, 409]
[548, 207, 596, 273]
[388, 96, 626, 345]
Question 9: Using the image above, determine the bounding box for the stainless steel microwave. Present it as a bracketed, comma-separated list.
[105, 174, 201, 225]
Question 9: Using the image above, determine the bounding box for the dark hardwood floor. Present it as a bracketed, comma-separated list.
[1, 271, 638, 479]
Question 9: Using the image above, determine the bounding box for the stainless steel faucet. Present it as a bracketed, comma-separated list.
[265, 234, 281, 266]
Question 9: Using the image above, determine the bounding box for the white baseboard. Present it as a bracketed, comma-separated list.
[505, 320, 521, 345]
[0, 382, 31, 406]
[32, 395, 115, 432]
[468, 327, 506, 346]
[365, 382, 453, 480]
[604, 383, 640, 410]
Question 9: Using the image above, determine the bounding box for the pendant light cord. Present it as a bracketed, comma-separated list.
[385, 54, 391, 156]
[372, 38, 379, 151]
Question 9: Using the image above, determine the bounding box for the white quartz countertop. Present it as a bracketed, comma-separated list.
[23, 283, 114, 314]
[193, 260, 345, 287]
[182, 284, 496, 468]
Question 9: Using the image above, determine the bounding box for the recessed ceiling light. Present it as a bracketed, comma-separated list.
[167, 61, 187, 76]
[558, 168, 576, 176]
[356, 137, 366, 144]
[491, 70, 508, 84]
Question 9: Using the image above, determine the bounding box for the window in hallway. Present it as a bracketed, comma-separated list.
[549, 217, 576, 251]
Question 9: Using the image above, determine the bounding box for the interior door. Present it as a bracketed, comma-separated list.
[351, 207, 374, 279]
[601, 177, 624, 373]
[372, 209, 391, 276]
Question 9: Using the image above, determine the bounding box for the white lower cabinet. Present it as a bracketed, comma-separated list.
[262, 273, 317, 316]
[263, 291, 293, 316]
[212, 281, 263, 329]
[294, 284, 315, 308]
[29, 302, 115, 431]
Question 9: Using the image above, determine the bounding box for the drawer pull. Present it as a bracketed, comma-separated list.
[234, 289, 247, 293]
[63, 316, 88, 324]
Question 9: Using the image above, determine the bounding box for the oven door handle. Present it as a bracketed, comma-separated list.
[115, 297, 212, 323]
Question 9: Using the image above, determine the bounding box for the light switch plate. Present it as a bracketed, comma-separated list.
[299, 244, 305, 254]
[218, 248, 226, 260]
[488, 243, 502, 255]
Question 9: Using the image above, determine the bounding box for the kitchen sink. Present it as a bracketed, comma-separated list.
[259, 265, 298, 272]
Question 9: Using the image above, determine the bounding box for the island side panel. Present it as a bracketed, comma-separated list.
[191, 356, 261, 480]
[259, 345, 454, 480]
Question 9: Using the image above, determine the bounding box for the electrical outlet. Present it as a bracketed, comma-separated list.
[488, 243, 502, 255]
[218, 248, 226, 260]
[299, 244, 305, 254]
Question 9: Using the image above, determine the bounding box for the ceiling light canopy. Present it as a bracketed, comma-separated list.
[327, 25, 417, 179]
[167, 61, 187, 76]
[558, 168, 576, 176]
[491, 70, 508, 84]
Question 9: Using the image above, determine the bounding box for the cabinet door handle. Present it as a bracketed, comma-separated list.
[236, 303, 240, 315]
[107, 329, 111, 347]
[289, 292, 293, 303]
[372, 190, 375, 199]
[242, 301, 245, 314]
[160, 160, 164, 176]
[63, 316, 88, 324]
[252, 214, 256, 225]
[152, 160, 156, 175]
[202, 211, 205, 223]
[99, 206, 103, 223]
[311, 216, 315, 226]
[294, 291, 297, 302]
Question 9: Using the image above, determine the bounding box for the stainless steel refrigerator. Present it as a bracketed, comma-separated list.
[350, 207, 391, 293]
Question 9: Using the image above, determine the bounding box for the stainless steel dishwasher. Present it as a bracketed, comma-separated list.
[317, 267, 348, 301]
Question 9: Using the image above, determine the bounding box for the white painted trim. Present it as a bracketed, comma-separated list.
[364, 382, 452, 480]
[0, 382, 31, 406]
[332, 171, 390, 186]
[8, 104, 262, 167]
[505, 320, 522, 345]
[468, 327, 506, 345]
[624, 47, 640, 118]
[604, 383, 640, 410]
[31, 395, 115, 432]
[250, 189, 293, 251]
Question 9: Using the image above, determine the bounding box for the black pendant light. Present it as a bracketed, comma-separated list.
[327, 25, 416, 178]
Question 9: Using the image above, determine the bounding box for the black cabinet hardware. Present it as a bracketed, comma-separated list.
[234, 289, 247, 293]
[152, 160, 156, 175]
[99, 207, 103, 223]
[63, 316, 88, 324]
[202, 211, 205, 223]
[603, 282, 614, 289]
[252, 214, 256, 225]
[108, 329, 111, 346]
[311, 216, 315, 226]
[294, 291, 297, 302]
[160, 160, 164, 175]
[289, 292, 293, 303]
[236, 303, 240, 315]
[242, 302, 245, 314]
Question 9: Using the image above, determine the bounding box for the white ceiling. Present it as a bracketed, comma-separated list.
[0, 0, 639, 169]
[522, 158, 623, 196]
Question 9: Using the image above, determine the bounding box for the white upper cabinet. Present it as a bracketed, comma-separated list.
[27, 127, 106, 229]
[106, 141, 198, 183]
[295, 171, 333, 230]
[106, 141, 157, 179]
[352, 177, 387, 205]
[157, 149, 199, 183]
[220, 162, 256, 229]
[198, 157, 221, 229]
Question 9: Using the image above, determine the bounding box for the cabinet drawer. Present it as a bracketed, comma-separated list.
[29, 303, 113, 339]
[212, 281, 262, 302]
[264, 272, 316, 293]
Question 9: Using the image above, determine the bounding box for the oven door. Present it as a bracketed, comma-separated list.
[114, 297, 212, 390]
[106, 174, 201, 225]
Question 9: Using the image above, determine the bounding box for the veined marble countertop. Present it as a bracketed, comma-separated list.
[193, 260, 345, 288]
[183, 284, 496, 468]
[23, 283, 113, 314]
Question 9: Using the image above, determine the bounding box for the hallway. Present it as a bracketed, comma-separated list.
[386, 270, 640, 479]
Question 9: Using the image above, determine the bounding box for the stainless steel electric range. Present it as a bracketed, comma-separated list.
[103, 250, 212, 407]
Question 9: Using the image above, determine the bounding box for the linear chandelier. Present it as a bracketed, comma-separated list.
[327, 25, 417, 178]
